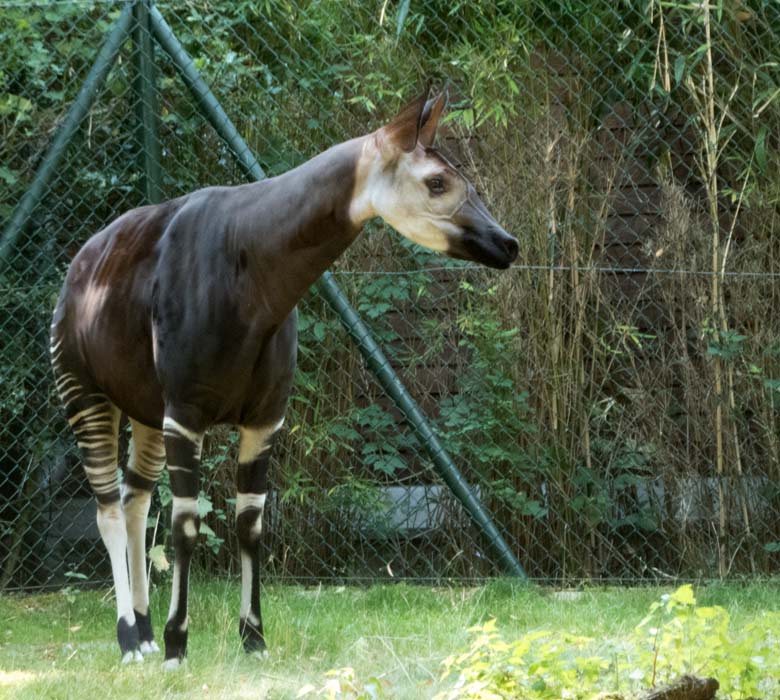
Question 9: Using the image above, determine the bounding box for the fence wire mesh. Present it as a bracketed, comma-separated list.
[2, 0, 780, 590]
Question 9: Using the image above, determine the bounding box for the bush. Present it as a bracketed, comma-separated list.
[436, 585, 780, 700]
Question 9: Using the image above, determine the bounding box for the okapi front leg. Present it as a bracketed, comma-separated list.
[123, 419, 166, 655]
[236, 420, 283, 653]
[162, 416, 204, 667]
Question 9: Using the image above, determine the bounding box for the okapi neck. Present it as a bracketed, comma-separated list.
[235, 136, 366, 320]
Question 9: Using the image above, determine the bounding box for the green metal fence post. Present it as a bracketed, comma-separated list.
[0, 2, 135, 269]
[149, 6, 526, 579]
[133, 0, 162, 204]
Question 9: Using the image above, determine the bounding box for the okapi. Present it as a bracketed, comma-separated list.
[50, 89, 519, 666]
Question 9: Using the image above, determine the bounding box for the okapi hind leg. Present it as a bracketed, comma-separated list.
[123, 419, 166, 655]
[236, 419, 284, 654]
[51, 358, 141, 662]
[161, 414, 204, 668]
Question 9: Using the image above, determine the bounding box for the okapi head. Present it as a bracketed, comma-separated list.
[351, 88, 519, 269]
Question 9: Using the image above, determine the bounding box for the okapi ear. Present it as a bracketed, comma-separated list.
[383, 89, 430, 153]
[418, 91, 447, 148]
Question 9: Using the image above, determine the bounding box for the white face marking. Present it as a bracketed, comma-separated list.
[349, 136, 469, 252]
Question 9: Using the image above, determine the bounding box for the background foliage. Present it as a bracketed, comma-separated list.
[1, 0, 780, 589]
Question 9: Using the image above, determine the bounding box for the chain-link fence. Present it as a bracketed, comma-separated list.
[2, 0, 779, 591]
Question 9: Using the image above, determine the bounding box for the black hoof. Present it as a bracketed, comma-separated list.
[164, 620, 188, 661]
[240, 616, 266, 653]
[134, 608, 155, 644]
[117, 616, 140, 655]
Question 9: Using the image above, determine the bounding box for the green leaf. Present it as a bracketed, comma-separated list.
[674, 55, 686, 85]
[670, 584, 695, 606]
[64, 571, 88, 580]
[148, 544, 170, 572]
[764, 542, 780, 553]
[199, 522, 216, 537]
[0, 166, 19, 185]
[197, 492, 213, 518]
[755, 125, 768, 173]
[763, 379, 780, 393]
[395, 0, 411, 40]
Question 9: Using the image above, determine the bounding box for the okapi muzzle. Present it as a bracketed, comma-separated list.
[448, 184, 519, 270]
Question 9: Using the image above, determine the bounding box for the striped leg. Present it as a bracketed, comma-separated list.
[122, 419, 166, 655]
[236, 419, 283, 654]
[162, 415, 204, 668]
[52, 359, 141, 661]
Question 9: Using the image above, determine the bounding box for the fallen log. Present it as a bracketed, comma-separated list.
[641, 675, 720, 700]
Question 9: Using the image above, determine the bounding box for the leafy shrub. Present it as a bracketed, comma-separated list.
[297, 667, 391, 700]
[298, 586, 780, 699]
[436, 585, 780, 700]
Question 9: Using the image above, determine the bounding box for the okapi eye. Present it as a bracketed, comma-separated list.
[426, 177, 446, 195]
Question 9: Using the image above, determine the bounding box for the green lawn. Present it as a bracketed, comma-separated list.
[1, 580, 778, 699]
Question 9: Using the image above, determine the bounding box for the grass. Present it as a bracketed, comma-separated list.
[1, 580, 778, 699]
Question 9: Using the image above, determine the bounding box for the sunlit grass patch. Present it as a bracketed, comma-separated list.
[1, 581, 778, 699]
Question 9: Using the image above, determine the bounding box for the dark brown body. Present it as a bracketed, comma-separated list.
[53, 138, 361, 433]
[50, 91, 518, 664]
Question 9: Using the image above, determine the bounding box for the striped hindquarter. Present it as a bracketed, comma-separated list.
[51, 330, 145, 662]
[52, 335, 121, 505]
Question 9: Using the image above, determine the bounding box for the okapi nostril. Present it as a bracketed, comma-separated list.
[492, 231, 518, 262]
